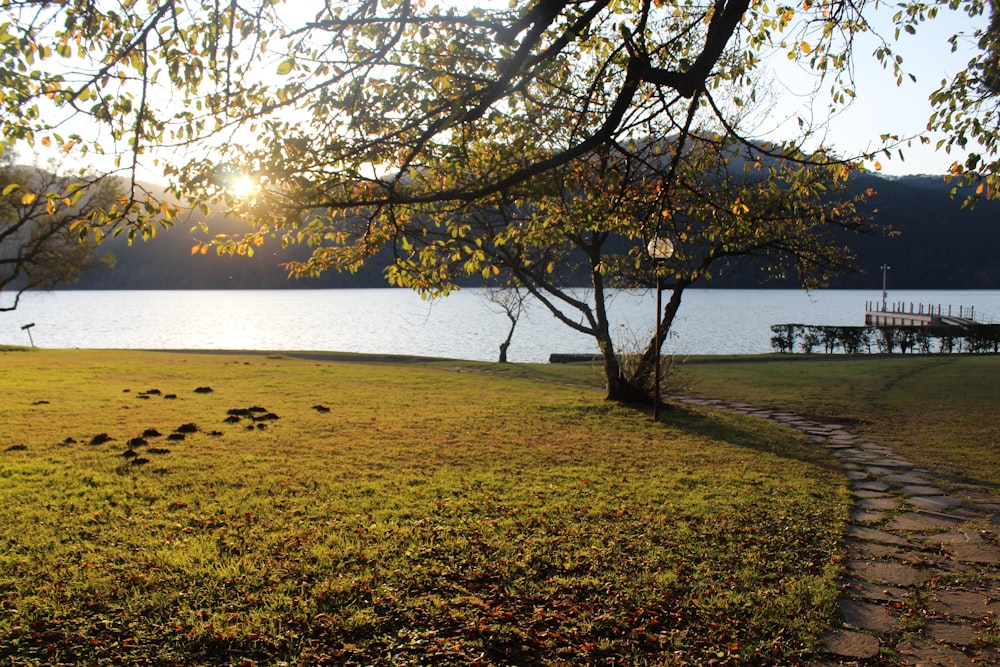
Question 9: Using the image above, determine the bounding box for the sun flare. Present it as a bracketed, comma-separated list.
[230, 175, 258, 199]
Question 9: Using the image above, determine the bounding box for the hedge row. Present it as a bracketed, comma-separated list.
[770, 323, 1000, 354]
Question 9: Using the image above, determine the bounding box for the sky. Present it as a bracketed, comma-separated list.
[762, 4, 986, 176]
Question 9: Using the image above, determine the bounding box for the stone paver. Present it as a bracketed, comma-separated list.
[947, 543, 1000, 563]
[923, 621, 978, 646]
[855, 480, 891, 492]
[856, 489, 893, 499]
[838, 598, 901, 633]
[847, 524, 914, 547]
[819, 629, 880, 659]
[896, 638, 978, 667]
[850, 509, 886, 524]
[840, 578, 909, 603]
[921, 529, 985, 544]
[866, 466, 900, 478]
[846, 559, 935, 586]
[886, 511, 964, 531]
[846, 539, 900, 559]
[900, 484, 948, 496]
[907, 495, 963, 512]
[672, 395, 1000, 665]
[885, 472, 934, 485]
[856, 496, 900, 511]
[929, 590, 1000, 619]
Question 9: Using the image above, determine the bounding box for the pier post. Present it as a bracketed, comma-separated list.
[880, 264, 890, 311]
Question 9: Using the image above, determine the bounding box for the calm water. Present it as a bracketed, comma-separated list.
[2, 289, 998, 363]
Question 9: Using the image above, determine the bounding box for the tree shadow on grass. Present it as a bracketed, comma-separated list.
[658, 401, 849, 476]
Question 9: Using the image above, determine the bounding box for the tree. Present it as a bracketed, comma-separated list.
[922, 0, 1000, 198]
[483, 278, 530, 364]
[0, 0, 983, 398]
[0, 155, 121, 311]
[0, 3, 185, 241]
[329, 129, 868, 402]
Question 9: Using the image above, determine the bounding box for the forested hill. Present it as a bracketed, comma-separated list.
[845, 174, 1000, 289]
[74, 174, 1000, 290]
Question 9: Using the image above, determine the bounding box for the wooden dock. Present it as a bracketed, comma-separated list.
[864, 301, 978, 327]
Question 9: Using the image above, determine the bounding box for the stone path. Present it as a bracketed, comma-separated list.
[676, 396, 1000, 666]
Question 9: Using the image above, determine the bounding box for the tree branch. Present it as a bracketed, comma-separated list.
[638, 0, 751, 97]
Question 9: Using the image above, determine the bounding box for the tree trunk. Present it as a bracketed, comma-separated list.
[497, 312, 516, 363]
[588, 270, 651, 404]
[598, 336, 650, 403]
[628, 281, 689, 396]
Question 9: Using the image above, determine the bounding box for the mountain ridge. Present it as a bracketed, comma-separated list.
[70, 173, 1000, 291]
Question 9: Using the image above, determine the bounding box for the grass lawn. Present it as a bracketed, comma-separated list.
[0, 349, 847, 665]
[677, 354, 1000, 493]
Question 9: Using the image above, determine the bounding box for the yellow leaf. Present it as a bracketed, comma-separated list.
[21, 192, 36, 205]
[276, 59, 294, 75]
[874, 161, 882, 171]
[800, 41, 811, 55]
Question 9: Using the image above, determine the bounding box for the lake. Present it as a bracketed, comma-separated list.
[2, 289, 999, 363]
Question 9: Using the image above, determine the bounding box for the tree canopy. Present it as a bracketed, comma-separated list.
[0, 155, 120, 311]
[1, 0, 994, 216]
[0, 0, 994, 398]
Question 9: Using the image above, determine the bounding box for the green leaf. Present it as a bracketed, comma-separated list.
[2, 183, 21, 196]
[276, 59, 295, 75]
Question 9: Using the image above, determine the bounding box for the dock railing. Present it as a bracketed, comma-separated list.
[864, 301, 977, 327]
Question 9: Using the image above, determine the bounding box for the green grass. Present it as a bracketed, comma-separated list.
[0, 349, 846, 665]
[678, 354, 1000, 492]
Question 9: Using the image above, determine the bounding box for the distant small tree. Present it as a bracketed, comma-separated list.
[818, 326, 839, 354]
[770, 324, 803, 353]
[964, 323, 1000, 353]
[875, 327, 899, 353]
[915, 329, 933, 354]
[800, 330, 821, 354]
[937, 330, 958, 354]
[839, 327, 869, 355]
[898, 328, 916, 354]
[483, 279, 529, 363]
[0, 156, 120, 312]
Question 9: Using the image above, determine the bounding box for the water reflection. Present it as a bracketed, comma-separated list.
[2, 289, 998, 363]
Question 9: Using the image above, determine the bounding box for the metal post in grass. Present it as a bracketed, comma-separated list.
[647, 237, 674, 421]
[20, 322, 35, 347]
